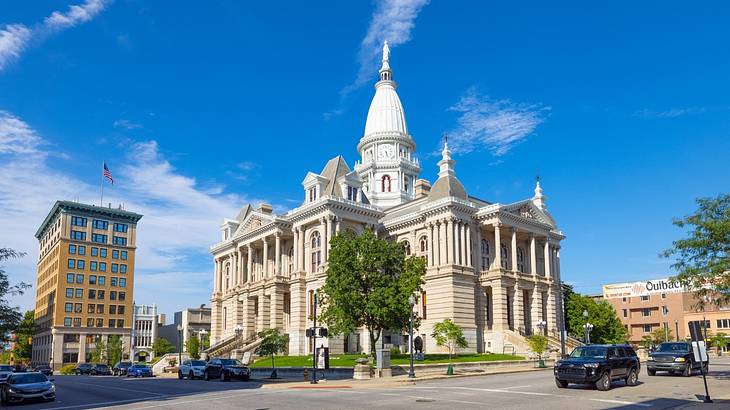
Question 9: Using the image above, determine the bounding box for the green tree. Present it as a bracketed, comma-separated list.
[255, 328, 289, 378]
[91, 338, 106, 363]
[564, 292, 628, 344]
[320, 229, 425, 354]
[526, 334, 549, 361]
[640, 335, 654, 350]
[431, 319, 469, 363]
[107, 335, 123, 365]
[12, 310, 35, 361]
[708, 333, 728, 355]
[650, 327, 673, 345]
[663, 194, 730, 307]
[153, 337, 176, 357]
[185, 335, 201, 360]
[0, 248, 31, 344]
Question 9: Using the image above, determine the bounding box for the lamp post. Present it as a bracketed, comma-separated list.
[582, 309, 592, 344]
[176, 324, 182, 368]
[199, 329, 208, 360]
[311, 292, 319, 385]
[408, 294, 416, 379]
[536, 319, 547, 336]
[675, 320, 679, 341]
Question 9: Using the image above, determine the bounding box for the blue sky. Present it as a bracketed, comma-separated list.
[1, 0, 729, 317]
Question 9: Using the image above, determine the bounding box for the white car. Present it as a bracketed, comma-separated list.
[0, 364, 13, 382]
[178, 360, 206, 380]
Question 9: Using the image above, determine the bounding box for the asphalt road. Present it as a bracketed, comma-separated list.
[11, 360, 730, 409]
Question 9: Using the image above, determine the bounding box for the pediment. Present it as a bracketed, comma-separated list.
[503, 200, 555, 227]
[233, 211, 275, 236]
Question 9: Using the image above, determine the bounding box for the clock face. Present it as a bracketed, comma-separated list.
[378, 144, 395, 159]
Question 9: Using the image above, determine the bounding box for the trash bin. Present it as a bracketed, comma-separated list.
[376, 349, 391, 369]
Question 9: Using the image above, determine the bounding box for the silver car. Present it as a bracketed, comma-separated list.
[0, 372, 56, 404]
[0, 365, 12, 382]
[179, 360, 207, 380]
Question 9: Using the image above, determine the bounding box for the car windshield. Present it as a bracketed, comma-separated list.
[657, 343, 690, 352]
[133, 365, 148, 369]
[119, 362, 132, 367]
[0, 365, 12, 371]
[10, 373, 48, 384]
[191, 361, 206, 366]
[220, 359, 241, 366]
[569, 346, 607, 359]
[96, 365, 108, 369]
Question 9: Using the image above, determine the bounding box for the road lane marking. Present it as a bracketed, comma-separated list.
[499, 384, 532, 390]
[64, 380, 166, 396]
[590, 398, 652, 407]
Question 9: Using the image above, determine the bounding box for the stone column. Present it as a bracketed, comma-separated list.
[445, 219, 453, 264]
[466, 224, 472, 267]
[493, 224, 502, 270]
[326, 217, 333, 258]
[547, 285, 558, 332]
[529, 235, 537, 275]
[293, 229, 299, 272]
[213, 258, 219, 293]
[531, 286, 543, 335]
[439, 221, 446, 266]
[428, 223, 435, 267]
[246, 244, 253, 282]
[321, 218, 328, 263]
[513, 284, 524, 332]
[459, 222, 467, 266]
[78, 333, 87, 363]
[543, 240, 551, 279]
[511, 228, 518, 273]
[275, 233, 281, 276]
[491, 281, 508, 331]
[262, 238, 269, 278]
[232, 251, 238, 287]
[555, 247, 561, 281]
[335, 217, 341, 234]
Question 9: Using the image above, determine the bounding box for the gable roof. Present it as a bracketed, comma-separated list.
[320, 156, 351, 198]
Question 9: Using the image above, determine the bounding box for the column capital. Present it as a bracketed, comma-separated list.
[493, 222, 502, 229]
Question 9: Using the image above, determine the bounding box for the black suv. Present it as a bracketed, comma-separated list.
[74, 363, 94, 375]
[554, 344, 641, 391]
[647, 342, 708, 376]
[203, 358, 250, 381]
[113, 361, 133, 376]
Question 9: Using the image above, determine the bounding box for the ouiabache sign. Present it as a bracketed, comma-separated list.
[603, 278, 689, 299]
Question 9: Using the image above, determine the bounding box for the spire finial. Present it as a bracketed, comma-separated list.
[533, 177, 546, 210]
[379, 40, 392, 81]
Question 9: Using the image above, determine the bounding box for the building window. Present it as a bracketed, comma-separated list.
[120, 264, 127, 274]
[87, 318, 94, 327]
[75, 288, 83, 298]
[347, 186, 358, 201]
[288, 247, 294, 274]
[118, 305, 125, 315]
[91, 247, 98, 257]
[92, 234, 108, 244]
[111, 277, 118, 287]
[78, 246, 86, 255]
[98, 276, 106, 285]
[640, 295, 650, 301]
[622, 297, 629, 303]
[68, 259, 75, 269]
[108, 319, 116, 328]
[622, 309, 628, 318]
[65, 303, 72, 312]
[99, 262, 106, 272]
[310, 231, 321, 273]
[74, 303, 82, 313]
[96, 318, 103, 327]
[381, 175, 391, 192]
[71, 216, 87, 227]
[119, 278, 126, 287]
[113, 223, 128, 233]
[110, 305, 117, 314]
[70, 231, 86, 241]
[516, 247, 525, 272]
[66, 273, 74, 283]
[65, 288, 73, 298]
[97, 304, 104, 314]
[111, 263, 118, 273]
[90, 261, 97, 271]
[119, 292, 126, 301]
[661, 293, 667, 299]
[88, 289, 96, 299]
[420, 236, 428, 253]
[117, 320, 124, 328]
[77, 260, 85, 269]
[88, 304, 95, 314]
[403, 240, 411, 256]
[92, 219, 109, 230]
[97, 290, 105, 300]
[64, 317, 72, 326]
[717, 319, 730, 329]
[110, 291, 117, 300]
[113, 236, 127, 246]
[69, 244, 77, 254]
[112, 250, 119, 259]
[500, 244, 509, 269]
[100, 248, 107, 258]
[643, 324, 652, 333]
[642, 308, 651, 317]
[89, 275, 97, 285]
[75, 274, 84, 284]
[421, 291, 427, 320]
[481, 239, 490, 270]
[662, 306, 669, 316]
[121, 251, 127, 260]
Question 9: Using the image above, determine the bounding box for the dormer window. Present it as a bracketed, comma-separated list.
[347, 186, 358, 201]
[308, 187, 317, 203]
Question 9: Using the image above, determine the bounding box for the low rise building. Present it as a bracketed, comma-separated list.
[157, 305, 211, 352]
[131, 304, 158, 362]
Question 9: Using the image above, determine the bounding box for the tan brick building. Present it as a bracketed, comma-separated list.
[32, 201, 142, 369]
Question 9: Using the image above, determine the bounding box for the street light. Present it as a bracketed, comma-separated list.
[199, 329, 209, 360]
[582, 309, 592, 344]
[536, 319, 547, 336]
[176, 324, 183, 368]
[408, 294, 416, 379]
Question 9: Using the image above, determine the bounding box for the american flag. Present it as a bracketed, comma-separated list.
[103, 162, 114, 185]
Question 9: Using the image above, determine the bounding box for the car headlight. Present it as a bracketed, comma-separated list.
[49, 385, 56, 392]
[647, 356, 655, 361]
[674, 357, 686, 362]
[583, 363, 600, 368]
[7, 387, 18, 393]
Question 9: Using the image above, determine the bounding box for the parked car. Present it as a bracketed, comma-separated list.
[554, 344, 640, 391]
[113, 361, 133, 376]
[203, 358, 250, 381]
[646, 342, 708, 376]
[91, 364, 112, 376]
[0, 372, 55, 404]
[32, 365, 53, 376]
[74, 363, 94, 375]
[0, 365, 13, 382]
[126, 364, 153, 378]
[179, 360, 207, 380]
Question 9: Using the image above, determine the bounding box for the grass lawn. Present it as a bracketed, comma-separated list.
[250, 353, 524, 368]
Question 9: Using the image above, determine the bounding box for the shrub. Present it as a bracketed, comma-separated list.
[390, 346, 401, 356]
[60, 364, 76, 375]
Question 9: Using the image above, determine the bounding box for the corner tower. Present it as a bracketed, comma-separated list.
[355, 41, 421, 208]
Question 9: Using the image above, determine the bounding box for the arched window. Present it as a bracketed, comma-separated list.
[381, 175, 391, 192]
[310, 231, 321, 273]
[419, 236, 428, 252]
[500, 244, 509, 269]
[224, 263, 230, 291]
[287, 247, 294, 274]
[402, 240, 411, 256]
[516, 247, 525, 273]
[481, 239, 490, 271]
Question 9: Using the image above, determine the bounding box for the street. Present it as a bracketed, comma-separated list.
[12, 360, 730, 409]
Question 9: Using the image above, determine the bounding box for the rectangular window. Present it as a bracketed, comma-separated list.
[642, 308, 651, 317]
[65, 288, 73, 298]
[121, 250, 127, 260]
[119, 291, 126, 301]
[622, 309, 628, 318]
[69, 244, 77, 254]
[90, 261, 97, 271]
[643, 324, 652, 333]
[75, 274, 84, 284]
[98, 276, 106, 285]
[99, 262, 106, 272]
[64, 317, 72, 326]
[109, 305, 117, 314]
[75, 288, 83, 298]
[70, 231, 86, 241]
[661, 293, 667, 299]
[100, 248, 107, 258]
[110, 291, 117, 300]
[113, 223, 128, 233]
[66, 273, 74, 283]
[111, 263, 118, 273]
[97, 304, 104, 314]
[120, 264, 127, 274]
[87, 304, 95, 314]
[77, 260, 85, 269]
[74, 303, 82, 313]
[112, 250, 119, 259]
[91, 234, 108, 244]
[111, 277, 117, 287]
[87, 318, 94, 327]
[640, 295, 650, 301]
[108, 319, 115, 328]
[662, 306, 669, 316]
[68, 259, 75, 269]
[622, 297, 629, 303]
[89, 275, 97, 285]
[88, 289, 96, 299]
[118, 305, 125, 315]
[71, 216, 87, 227]
[119, 278, 126, 287]
[97, 290, 105, 300]
[91, 247, 98, 257]
[65, 303, 72, 312]
[92, 219, 108, 229]
[117, 319, 124, 328]
[113, 236, 127, 246]
[78, 245, 86, 255]
[96, 318, 103, 327]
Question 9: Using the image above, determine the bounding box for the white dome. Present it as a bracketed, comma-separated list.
[363, 81, 408, 137]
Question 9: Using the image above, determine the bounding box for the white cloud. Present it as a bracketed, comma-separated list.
[446, 88, 550, 157]
[0, 0, 110, 72]
[0, 24, 32, 71]
[634, 107, 707, 119]
[0, 110, 270, 316]
[113, 119, 143, 130]
[341, 0, 429, 96]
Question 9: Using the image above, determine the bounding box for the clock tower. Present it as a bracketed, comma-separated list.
[355, 41, 421, 208]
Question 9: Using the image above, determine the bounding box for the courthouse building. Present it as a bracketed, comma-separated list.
[208, 42, 565, 357]
[32, 201, 142, 369]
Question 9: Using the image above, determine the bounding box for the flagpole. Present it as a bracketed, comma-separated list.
[100, 161, 104, 207]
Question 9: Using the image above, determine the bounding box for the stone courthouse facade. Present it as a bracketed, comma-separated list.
[209, 42, 565, 356]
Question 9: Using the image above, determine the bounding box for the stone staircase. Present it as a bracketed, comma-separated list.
[204, 333, 263, 361]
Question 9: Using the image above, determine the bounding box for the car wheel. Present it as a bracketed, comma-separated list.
[647, 369, 656, 376]
[243, 375, 250, 381]
[189, 371, 195, 380]
[626, 368, 639, 386]
[220, 370, 227, 382]
[555, 378, 568, 388]
[178, 371, 183, 380]
[596, 372, 611, 391]
[204, 371, 210, 381]
[682, 364, 691, 377]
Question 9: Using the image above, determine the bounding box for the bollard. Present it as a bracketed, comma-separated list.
[303, 368, 309, 381]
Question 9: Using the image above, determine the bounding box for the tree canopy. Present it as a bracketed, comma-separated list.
[255, 328, 289, 371]
[431, 319, 468, 360]
[107, 335, 123, 365]
[12, 310, 35, 362]
[564, 291, 628, 344]
[663, 194, 730, 307]
[153, 337, 176, 357]
[185, 335, 201, 359]
[0, 248, 31, 344]
[319, 229, 426, 354]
